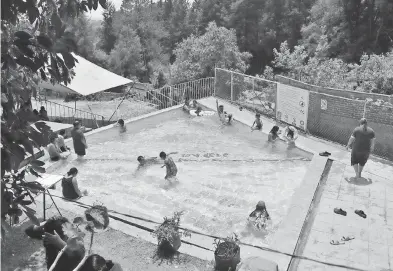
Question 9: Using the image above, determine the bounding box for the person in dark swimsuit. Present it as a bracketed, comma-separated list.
[251, 113, 263, 131]
[62, 168, 87, 200]
[248, 201, 271, 230]
[268, 126, 281, 142]
[346, 118, 375, 178]
[71, 121, 88, 158]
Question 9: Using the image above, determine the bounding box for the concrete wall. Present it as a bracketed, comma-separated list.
[276, 75, 393, 103]
[47, 116, 115, 129]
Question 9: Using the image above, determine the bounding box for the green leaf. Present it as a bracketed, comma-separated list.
[21, 205, 36, 214]
[51, 13, 62, 35]
[21, 200, 33, 205]
[98, 0, 107, 9]
[61, 52, 75, 69]
[27, 6, 40, 24]
[22, 139, 34, 155]
[87, 0, 93, 10]
[23, 209, 40, 225]
[73, 217, 85, 224]
[22, 181, 44, 191]
[36, 35, 53, 49]
[29, 168, 41, 178]
[14, 31, 33, 40]
[40, 69, 47, 81]
[31, 166, 45, 173]
[30, 160, 45, 167]
[93, 0, 98, 10]
[15, 56, 35, 70]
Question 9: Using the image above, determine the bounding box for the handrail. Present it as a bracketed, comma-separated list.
[36, 97, 105, 119]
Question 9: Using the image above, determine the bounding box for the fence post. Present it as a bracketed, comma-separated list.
[214, 67, 216, 96]
[230, 71, 233, 101]
[169, 86, 173, 107]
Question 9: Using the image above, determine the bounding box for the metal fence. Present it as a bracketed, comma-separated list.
[128, 77, 215, 110]
[33, 98, 107, 128]
[215, 68, 277, 118]
[214, 68, 393, 161]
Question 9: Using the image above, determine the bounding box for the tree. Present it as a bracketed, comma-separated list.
[1, 0, 107, 232]
[107, 27, 144, 79]
[99, 1, 117, 54]
[171, 22, 251, 83]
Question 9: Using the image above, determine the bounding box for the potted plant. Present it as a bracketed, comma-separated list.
[214, 234, 241, 271]
[152, 211, 191, 254]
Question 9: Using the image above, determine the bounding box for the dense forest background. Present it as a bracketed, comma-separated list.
[65, 0, 393, 94]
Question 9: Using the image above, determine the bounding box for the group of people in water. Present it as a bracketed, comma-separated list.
[46, 98, 300, 238]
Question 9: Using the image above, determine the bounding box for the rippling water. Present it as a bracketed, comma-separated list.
[49, 109, 311, 245]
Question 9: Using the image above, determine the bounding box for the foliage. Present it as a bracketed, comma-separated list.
[1, 161, 46, 235]
[213, 233, 240, 258]
[98, 1, 117, 54]
[271, 40, 393, 94]
[152, 211, 191, 246]
[301, 0, 393, 62]
[171, 22, 251, 83]
[1, 0, 107, 231]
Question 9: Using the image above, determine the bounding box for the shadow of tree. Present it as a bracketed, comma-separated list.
[1, 220, 46, 271]
[344, 177, 373, 186]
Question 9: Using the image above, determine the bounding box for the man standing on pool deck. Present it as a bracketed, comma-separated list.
[346, 118, 375, 179]
[71, 121, 88, 159]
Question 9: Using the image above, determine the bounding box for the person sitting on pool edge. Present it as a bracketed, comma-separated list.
[62, 167, 87, 200]
[47, 134, 70, 161]
[248, 201, 271, 230]
[190, 99, 198, 109]
[57, 129, 70, 152]
[183, 97, 191, 112]
[216, 99, 233, 124]
[268, 126, 281, 142]
[251, 113, 263, 131]
[160, 151, 178, 181]
[117, 119, 127, 133]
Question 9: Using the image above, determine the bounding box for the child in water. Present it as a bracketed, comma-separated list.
[251, 113, 263, 131]
[216, 99, 233, 124]
[137, 156, 158, 166]
[160, 151, 178, 180]
[268, 126, 281, 142]
[248, 201, 271, 230]
[284, 126, 298, 146]
[117, 119, 127, 133]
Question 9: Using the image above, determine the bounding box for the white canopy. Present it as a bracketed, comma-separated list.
[39, 54, 133, 96]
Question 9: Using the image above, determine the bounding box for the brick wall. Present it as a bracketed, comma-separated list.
[276, 75, 392, 103]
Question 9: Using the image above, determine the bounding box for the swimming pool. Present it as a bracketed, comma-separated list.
[48, 108, 311, 245]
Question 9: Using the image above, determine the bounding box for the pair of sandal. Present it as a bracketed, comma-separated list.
[330, 236, 355, 245]
[333, 208, 367, 218]
[319, 151, 331, 157]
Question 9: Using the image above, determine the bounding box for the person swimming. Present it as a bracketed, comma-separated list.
[117, 119, 127, 133]
[190, 106, 215, 117]
[160, 151, 178, 181]
[137, 155, 158, 166]
[251, 113, 263, 131]
[248, 201, 271, 230]
[268, 126, 281, 142]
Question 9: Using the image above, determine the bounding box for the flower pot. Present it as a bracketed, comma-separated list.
[215, 242, 241, 271]
[158, 232, 181, 253]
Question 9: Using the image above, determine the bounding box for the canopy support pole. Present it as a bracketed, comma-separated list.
[108, 82, 136, 123]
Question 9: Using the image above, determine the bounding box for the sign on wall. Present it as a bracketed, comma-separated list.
[276, 83, 309, 131]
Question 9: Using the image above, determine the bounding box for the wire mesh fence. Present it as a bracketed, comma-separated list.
[215, 68, 277, 118]
[214, 68, 393, 161]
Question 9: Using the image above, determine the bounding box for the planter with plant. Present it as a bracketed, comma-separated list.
[152, 211, 191, 253]
[214, 234, 241, 271]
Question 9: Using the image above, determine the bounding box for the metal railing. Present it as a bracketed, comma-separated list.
[126, 77, 215, 110]
[33, 98, 106, 128]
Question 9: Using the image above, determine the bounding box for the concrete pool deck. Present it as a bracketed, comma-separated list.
[27, 97, 393, 270]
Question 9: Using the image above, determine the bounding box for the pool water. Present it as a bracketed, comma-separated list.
[50, 109, 311, 245]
